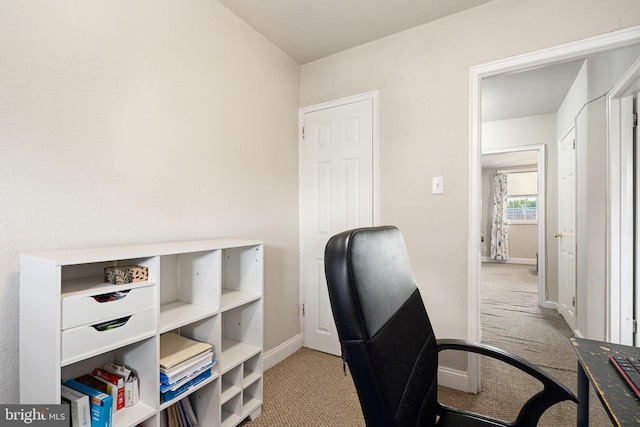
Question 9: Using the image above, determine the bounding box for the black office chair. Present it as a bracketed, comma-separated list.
[324, 225, 577, 427]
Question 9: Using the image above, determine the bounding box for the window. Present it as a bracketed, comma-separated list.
[506, 171, 537, 224]
[507, 196, 537, 221]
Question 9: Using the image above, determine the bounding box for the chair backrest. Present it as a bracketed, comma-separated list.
[324, 226, 439, 426]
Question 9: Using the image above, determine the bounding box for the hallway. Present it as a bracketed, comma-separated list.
[479, 262, 611, 425]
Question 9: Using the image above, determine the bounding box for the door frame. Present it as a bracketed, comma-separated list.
[469, 26, 640, 392]
[607, 56, 640, 345]
[297, 90, 380, 345]
[481, 144, 547, 308]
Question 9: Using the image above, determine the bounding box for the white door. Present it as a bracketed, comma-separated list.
[558, 127, 577, 331]
[299, 95, 376, 356]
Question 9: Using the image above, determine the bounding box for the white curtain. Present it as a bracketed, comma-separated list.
[491, 172, 509, 261]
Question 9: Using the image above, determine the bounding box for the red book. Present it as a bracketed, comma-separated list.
[92, 368, 125, 410]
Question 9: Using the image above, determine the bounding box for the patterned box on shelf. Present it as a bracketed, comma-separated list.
[104, 265, 148, 285]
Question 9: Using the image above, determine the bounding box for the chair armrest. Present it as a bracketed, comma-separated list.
[437, 338, 577, 427]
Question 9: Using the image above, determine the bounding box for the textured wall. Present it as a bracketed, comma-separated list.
[0, 0, 300, 403]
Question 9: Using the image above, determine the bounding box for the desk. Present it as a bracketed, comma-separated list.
[571, 337, 640, 426]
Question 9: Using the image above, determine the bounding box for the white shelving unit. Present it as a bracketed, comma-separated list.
[20, 239, 264, 427]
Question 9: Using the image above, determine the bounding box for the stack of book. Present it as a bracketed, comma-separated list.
[161, 397, 199, 427]
[160, 333, 215, 402]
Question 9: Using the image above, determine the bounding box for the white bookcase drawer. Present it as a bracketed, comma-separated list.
[62, 283, 157, 330]
[61, 308, 157, 365]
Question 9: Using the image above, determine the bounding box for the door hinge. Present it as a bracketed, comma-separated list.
[572, 139, 576, 150]
[302, 303, 305, 316]
[572, 296, 576, 307]
[633, 319, 637, 334]
[302, 126, 305, 140]
[633, 112, 638, 128]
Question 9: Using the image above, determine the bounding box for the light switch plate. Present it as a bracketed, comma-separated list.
[432, 176, 443, 194]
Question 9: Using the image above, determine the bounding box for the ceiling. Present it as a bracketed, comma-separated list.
[216, 0, 496, 64]
[215, 1, 631, 141]
[481, 60, 585, 122]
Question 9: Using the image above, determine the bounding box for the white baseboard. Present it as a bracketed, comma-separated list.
[481, 257, 536, 265]
[543, 300, 557, 310]
[437, 366, 469, 392]
[263, 334, 303, 371]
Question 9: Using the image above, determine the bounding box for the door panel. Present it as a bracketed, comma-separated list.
[558, 127, 577, 331]
[300, 97, 374, 355]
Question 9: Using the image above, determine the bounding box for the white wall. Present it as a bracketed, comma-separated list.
[300, 0, 640, 373]
[0, 0, 300, 404]
[556, 46, 640, 340]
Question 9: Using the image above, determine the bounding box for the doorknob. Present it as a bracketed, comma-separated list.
[554, 232, 563, 238]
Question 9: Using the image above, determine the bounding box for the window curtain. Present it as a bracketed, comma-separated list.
[491, 172, 509, 261]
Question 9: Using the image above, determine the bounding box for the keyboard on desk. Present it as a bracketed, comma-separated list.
[609, 355, 640, 398]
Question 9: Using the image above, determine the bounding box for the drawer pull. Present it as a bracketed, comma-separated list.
[92, 316, 132, 331]
[92, 290, 130, 303]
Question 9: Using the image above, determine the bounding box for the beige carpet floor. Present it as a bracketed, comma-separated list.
[243, 263, 614, 426]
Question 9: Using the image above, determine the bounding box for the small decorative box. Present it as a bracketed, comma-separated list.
[104, 265, 149, 285]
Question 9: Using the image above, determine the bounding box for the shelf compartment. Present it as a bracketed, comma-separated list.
[220, 339, 261, 374]
[221, 365, 242, 405]
[221, 394, 242, 427]
[242, 379, 263, 419]
[159, 301, 218, 333]
[243, 353, 262, 389]
[61, 337, 158, 427]
[221, 289, 261, 312]
[223, 299, 262, 350]
[222, 246, 263, 296]
[61, 257, 158, 294]
[160, 251, 221, 312]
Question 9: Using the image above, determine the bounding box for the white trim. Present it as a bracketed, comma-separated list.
[606, 56, 640, 344]
[438, 366, 470, 393]
[263, 334, 303, 371]
[470, 25, 640, 390]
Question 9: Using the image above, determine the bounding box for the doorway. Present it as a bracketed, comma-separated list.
[481, 146, 546, 308]
[468, 27, 640, 392]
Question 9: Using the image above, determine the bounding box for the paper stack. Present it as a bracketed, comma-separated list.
[160, 333, 215, 402]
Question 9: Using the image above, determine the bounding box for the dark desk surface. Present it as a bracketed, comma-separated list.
[571, 337, 640, 425]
